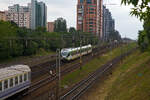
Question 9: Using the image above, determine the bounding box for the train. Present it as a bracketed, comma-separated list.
[0, 65, 31, 100]
[61, 44, 92, 61]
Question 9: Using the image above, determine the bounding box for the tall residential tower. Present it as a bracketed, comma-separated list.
[103, 6, 115, 41]
[7, 4, 31, 28]
[31, 0, 47, 30]
[77, 0, 103, 39]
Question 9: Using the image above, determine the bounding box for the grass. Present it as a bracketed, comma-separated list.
[104, 50, 150, 100]
[61, 43, 137, 88]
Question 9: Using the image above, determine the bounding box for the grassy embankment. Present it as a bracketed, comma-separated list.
[104, 50, 150, 100]
[61, 43, 137, 88]
[80, 47, 150, 100]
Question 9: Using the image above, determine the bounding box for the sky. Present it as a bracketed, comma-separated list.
[0, 0, 143, 40]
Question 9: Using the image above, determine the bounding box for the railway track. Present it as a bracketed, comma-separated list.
[6, 43, 121, 100]
[27, 45, 112, 93]
[60, 47, 137, 100]
[30, 43, 120, 80]
[22, 43, 121, 96]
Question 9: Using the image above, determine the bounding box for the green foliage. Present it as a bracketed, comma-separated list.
[121, 0, 150, 51]
[121, 0, 150, 20]
[69, 27, 76, 33]
[138, 30, 149, 51]
[0, 21, 98, 60]
[109, 30, 122, 41]
[23, 41, 38, 56]
[54, 18, 67, 32]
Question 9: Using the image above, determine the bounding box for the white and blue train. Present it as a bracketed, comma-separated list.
[61, 44, 92, 61]
[0, 65, 31, 100]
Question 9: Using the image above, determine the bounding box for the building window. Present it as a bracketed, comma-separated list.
[94, 0, 97, 4]
[4, 80, 8, 90]
[89, 12, 94, 14]
[89, 8, 94, 11]
[89, 28, 93, 31]
[89, 22, 93, 24]
[15, 76, 18, 85]
[10, 78, 13, 88]
[89, 18, 93, 21]
[86, 0, 92, 4]
[0, 82, 2, 92]
[80, 0, 84, 3]
[89, 25, 93, 27]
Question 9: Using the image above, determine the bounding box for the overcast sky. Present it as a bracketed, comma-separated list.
[0, 0, 143, 40]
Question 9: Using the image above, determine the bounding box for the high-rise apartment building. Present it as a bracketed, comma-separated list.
[31, 0, 47, 30]
[77, 0, 103, 39]
[103, 6, 115, 41]
[7, 4, 31, 28]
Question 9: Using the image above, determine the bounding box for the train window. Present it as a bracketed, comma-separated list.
[67, 53, 70, 57]
[4, 80, 8, 90]
[28, 72, 30, 79]
[15, 76, 18, 85]
[72, 51, 76, 55]
[24, 73, 27, 81]
[20, 75, 23, 83]
[0, 82, 2, 92]
[10, 78, 13, 88]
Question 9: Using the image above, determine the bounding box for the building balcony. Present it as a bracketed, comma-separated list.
[78, 21, 82, 24]
[78, 10, 83, 14]
[78, 17, 83, 20]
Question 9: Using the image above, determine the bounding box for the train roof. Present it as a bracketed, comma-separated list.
[0, 65, 31, 81]
[61, 44, 92, 52]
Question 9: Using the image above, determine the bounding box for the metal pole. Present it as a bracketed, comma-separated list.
[56, 49, 61, 100]
[80, 38, 82, 70]
[58, 49, 61, 99]
[56, 50, 58, 100]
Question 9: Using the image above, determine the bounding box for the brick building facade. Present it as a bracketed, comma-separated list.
[77, 0, 103, 39]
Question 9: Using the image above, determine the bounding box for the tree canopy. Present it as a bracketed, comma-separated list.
[108, 30, 121, 41]
[121, 0, 150, 20]
[0, 21, 98, 60]
[121, 0, 150, 51]
[54, 17, 67, 32]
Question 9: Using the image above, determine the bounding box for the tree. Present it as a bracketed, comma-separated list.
[138, 30, 149, 51]
[54, 18, 67, 32]
[121, 0, 150, 51]
[121, 0, 150, 20]
[69, 27, 76, 33]
[36, 27, 47, 33]
[109, 30, 121, 41]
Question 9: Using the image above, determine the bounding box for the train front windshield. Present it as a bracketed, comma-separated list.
[61, 51, 69, 57]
